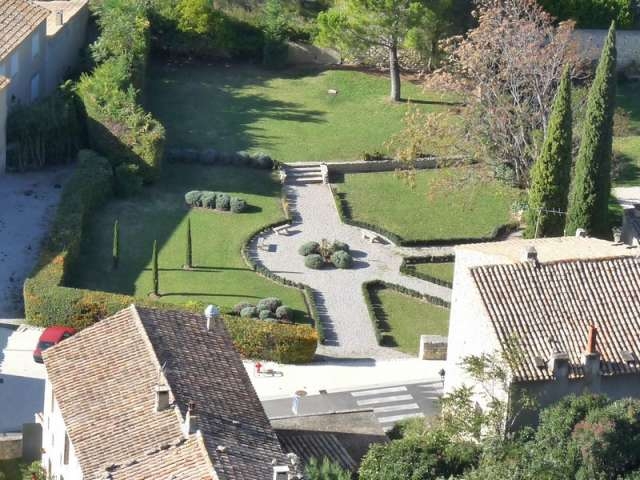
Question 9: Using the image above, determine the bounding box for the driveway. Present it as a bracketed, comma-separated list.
[0, 324, 45, 433]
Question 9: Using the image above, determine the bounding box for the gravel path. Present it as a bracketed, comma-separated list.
[249, 179, 452, 359]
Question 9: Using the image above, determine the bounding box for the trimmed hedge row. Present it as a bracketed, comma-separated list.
[184, 191, 247, 213]
[167, 147, 279, 170]
[77, 2, 165, 183]
[24, 152, 316, 363]
[400, 255, 456, 288]
[362, 280, 451, 347]
[331, 186, 520, 247]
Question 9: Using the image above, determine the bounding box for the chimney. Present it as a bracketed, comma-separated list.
[548, 351, 570, 380]
[523, 246, 539, 267]
[182, 401, 198, 436]
[582, 325, 601, 391]
[55, 10, 64, 26]
[272, 465, 288, 480]
[575, 228, 587, 238]
[204, 304, 220, 331]
[154, 384, 170, 412]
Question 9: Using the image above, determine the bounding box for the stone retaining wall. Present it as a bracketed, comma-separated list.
[287, 42, 341, 66]
[0, 433, 22, 460]
[326, 157, 443, 174]
[574, 29, 640, 70]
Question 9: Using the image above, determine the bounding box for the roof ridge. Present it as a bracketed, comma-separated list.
[471, 254, 639, 272]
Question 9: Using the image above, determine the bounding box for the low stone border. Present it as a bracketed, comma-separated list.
[322, 155, 468, 174]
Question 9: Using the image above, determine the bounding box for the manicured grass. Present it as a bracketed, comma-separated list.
[614, 82, 640, 185]
[69, 164, 308, 318]
[336, 168, 520, 242]
[414, 262, 455, 284]
[147, 62, 455, 162]
[372, 287, 449, 356]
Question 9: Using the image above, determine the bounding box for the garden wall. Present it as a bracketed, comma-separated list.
[286, 42, 341, 66]
[325, 157, 440, 174]
[574, 29, 640, 70]
[0, 434, 21, 461]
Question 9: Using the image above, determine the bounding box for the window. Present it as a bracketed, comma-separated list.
[31, 33, 40, 59]
[30, 73, 40, 101]
[63, 433, 69, 465]
[9, 54, 18, 77]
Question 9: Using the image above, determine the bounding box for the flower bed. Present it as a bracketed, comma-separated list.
[299, 239, 354, 269]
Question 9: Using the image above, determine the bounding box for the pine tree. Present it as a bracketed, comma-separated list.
[152, 240, 159, 297]
[185, 218, 192, 269]
[112, 219, 120, 269]
[525, 67, 573, 238]
[566, 22, 616, 237]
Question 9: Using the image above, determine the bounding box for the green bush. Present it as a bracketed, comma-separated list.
[259, 309, 272, 320]
[114, 163, 143, 197]
[332, 240, 350, 252]
[538, 0, 633, 28]
[230, 197, 247, 213]
[252, 152, 274, 169]
[200, 191, 218, 209]
[299, 241, 320, 256]
[240, 306, 258, 318]
[233, 301, 253, 315]
[331, 250, 353, 269]
[275, 305, 292, 320]
[184, 190, 203, 206]
[305, 254, 325, 269]
[216, 193, 231, 211]
[257, 297, 282, 312]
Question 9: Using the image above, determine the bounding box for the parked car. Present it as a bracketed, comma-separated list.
[33, 326, 76, 363]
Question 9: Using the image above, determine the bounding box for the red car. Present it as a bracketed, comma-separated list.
[33, 326, 76, 363]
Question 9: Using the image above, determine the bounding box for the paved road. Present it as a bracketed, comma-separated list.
[263, 380, 442, 432]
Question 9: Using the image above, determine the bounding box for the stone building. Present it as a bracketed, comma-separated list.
[39, 305, 290, 480]
[444, 236, 640, 427]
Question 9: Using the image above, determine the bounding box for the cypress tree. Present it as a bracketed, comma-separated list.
[152, 240, 159, 297]
[112, 219, 120, 269]
[525, 67, 573, 238]
[185, 218, 192, 269]
[566, 22, 616, 237]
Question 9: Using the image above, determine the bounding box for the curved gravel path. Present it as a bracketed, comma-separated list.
[249, 176, 453, 360]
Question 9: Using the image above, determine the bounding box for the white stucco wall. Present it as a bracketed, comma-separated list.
[574, 29, 640, 70]
[443, 249, 507, 412]
[41, 379, 83, 480]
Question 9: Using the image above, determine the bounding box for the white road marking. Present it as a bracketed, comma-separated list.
[351, 386, 408, 397]
[356, 394, 413, 406]
[378, 412, 425, 424]
[373, 403, 420, 414]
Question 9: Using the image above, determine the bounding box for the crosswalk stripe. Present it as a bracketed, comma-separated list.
[378, 412, 425, 424]
[356, 394, 413, 406]
[351, 386, 407, 397]
[373, 403, 420, 414]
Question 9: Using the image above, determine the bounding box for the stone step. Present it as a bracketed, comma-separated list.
[287, 168, 322, 176]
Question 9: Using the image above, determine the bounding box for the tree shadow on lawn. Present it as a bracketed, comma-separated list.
[613, 151, 640, 186]
[369, 287, 399, 349]
[147, 61, 327, 153]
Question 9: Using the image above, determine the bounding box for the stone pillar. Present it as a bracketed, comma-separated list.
[419, 335, 448, 360]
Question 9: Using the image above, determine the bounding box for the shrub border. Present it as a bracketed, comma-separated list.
[330, 185, 520, 247]
[400, 255, 456, 288]
[362, 279, 451, 347]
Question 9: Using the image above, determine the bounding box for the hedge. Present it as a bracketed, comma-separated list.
[167, 147, 280, 170]
[400, 255, 455, 288]
[24, 152, 317, 364]
[331, 186, 520, 247]
[362, 280, 451, 347]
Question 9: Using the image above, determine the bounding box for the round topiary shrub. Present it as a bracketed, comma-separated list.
[253, 153, 274, 169]
[305, 254, 325, 269]
[299, 241, 320, 256]
[258, 309, 272, 320]
[185, 190, 203, 206]
[216, 193, 231, 211]
[332, 240, 350, 252]
[230, 197, 247, 213]
[240, 306, 258, 318]
[200, 191, 217, 209]
[236, 151, 252, 165]
[275, 305, 292, 320]
[331, 250, 353, 269]
[257, 297, 282, 313]
[233, 302, 253, 315]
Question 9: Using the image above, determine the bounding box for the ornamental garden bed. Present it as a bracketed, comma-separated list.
[298, 240, 354, 269]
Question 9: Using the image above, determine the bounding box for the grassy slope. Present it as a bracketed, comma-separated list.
[147, 63, 453, 162]
[375, 288, 449, 356]
[69, 164, 307, 318]
[414, 262, 455, 284]
[337, 168, 520, 242]
[614, 82, 640, 186]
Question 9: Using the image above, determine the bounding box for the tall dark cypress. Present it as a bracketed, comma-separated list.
[152, 240, 159, 296]
[112, 219, 120, 269]
[566, 22, 616, 237]
[525, 66, 573, 238]
[185, 218, 193, 269]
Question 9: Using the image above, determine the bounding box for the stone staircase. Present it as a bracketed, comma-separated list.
[285, 164, 325, 184]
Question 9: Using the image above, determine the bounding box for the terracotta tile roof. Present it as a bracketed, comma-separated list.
[0, 76, 9, 90]
[43, 305, 285, 480]
[471, 256, 640, 382]
[0, 0, 49, 61]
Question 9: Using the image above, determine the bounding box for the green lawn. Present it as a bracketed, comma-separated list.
[336, 168, 520, 242]
[371, 287, 449, 356]
[69, 164, 307, 318]
[414, 262, 455, 284]
[147, 63, 454, 162]
[614, 82, 640, 186]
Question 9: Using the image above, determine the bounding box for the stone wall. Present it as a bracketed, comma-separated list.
[574, 29, 640, 70]
[419, 335, 448, 360]
[326, 157, 441, 174]
[0, 433, 22, 460]
[287, 42, 341, 66]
